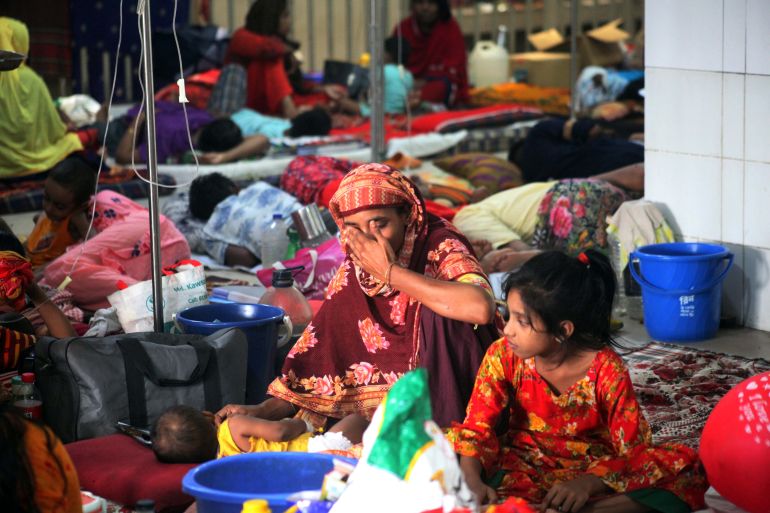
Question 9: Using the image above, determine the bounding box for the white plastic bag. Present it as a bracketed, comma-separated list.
[107, 265, 208, 333]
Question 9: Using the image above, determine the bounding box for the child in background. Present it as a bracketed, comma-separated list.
[448, 250, 707, 512]
[24, 156, 95, 268]
[326, 36, 417, 117]
[151, 405, 367, 463]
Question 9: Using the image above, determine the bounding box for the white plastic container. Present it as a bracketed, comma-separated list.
[468, 40, 509, 88]
[260, 213, 290, 270]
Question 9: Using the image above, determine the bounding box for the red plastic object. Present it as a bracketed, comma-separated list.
[699, 372, 770, 513]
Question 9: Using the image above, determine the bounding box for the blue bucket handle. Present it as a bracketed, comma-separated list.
[629, 252, 733, 296]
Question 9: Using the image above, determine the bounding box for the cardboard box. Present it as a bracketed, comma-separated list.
[577, 19, 629, 68]
[509, 52, 571, 88]
[508, 28, 571, 88]
[512, 20, 630, 85]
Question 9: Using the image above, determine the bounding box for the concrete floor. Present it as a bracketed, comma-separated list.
[616, 312, 770, 360]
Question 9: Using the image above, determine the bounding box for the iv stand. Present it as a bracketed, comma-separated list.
[138, 0, 165, 332]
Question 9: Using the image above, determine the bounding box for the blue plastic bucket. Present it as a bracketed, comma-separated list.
[630, 243, 733, 342]
[182, 452, 355, 513]
[176, 304, 289, 403]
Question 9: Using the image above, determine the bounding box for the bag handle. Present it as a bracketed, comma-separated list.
[117, 338, 221, 428]
[629, 253, 733, 296]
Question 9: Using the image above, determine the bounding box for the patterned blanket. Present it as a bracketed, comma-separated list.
[623, 342, 770, 449]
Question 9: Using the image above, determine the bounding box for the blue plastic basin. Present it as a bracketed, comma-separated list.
[182, 452, 355, 513]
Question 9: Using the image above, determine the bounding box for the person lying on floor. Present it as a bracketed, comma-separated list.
[162, 172, 301, 268]
[453, 165, 642, 274]
[111, 100, 331, 165]
[151, 405, 368, 463]
[39, 189, 190, 311]
[448, 251, 707, 511]
[508, 117, 644, 183]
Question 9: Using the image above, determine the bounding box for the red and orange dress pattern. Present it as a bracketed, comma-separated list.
[447, 340, 707, 509]
[268, 163, 493, 429]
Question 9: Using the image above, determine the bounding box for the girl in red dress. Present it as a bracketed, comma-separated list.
[448, 250, 707, 512]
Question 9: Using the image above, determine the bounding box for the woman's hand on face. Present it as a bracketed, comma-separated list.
[345, 221, 396, 281]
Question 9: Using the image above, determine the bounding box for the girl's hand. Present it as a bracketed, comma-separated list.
[468, 480, 498, 506]
[540, 474, 605, 513]
[344, 222, 395, 282]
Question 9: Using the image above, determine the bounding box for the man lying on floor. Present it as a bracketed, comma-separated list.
[110, 100, 331, 166]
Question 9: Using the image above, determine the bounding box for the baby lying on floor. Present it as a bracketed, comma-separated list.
[151, 405, 368, 463]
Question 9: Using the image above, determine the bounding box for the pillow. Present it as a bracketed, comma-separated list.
[66, 434, 195, 513]
[433, 153, 523, 195]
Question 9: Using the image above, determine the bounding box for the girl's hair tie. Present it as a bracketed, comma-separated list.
[577, 252, 590, 267]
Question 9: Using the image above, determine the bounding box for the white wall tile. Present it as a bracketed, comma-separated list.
[746, 0, 770, 75]
[723, 0, 747, 73]
[745, 75, 770, 163]
[644, 151, 722, 241]
[744, 162, 770, 248]
[744, 246, 770, 331]
[721, 159, 744, 245]
[721, 243, 745, 324]
[645, 68, 722, 156]
[646, 0, 723, 71]
[722, 74, 745, 160]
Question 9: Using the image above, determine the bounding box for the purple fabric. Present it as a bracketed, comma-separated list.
[128, 101, 213, 164]
[418, 307, 497, 427]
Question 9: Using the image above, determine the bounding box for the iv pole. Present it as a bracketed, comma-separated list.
[369, 0, 386, 162]
[138, 0, 165, 333]
[569, 0, 579, 119]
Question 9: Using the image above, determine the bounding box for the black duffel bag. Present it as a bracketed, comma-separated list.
[35, 328, 247, 443]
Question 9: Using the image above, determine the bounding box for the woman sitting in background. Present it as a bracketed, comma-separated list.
[224, 0, 299, 118]
[0, 17, 83, 179]
[216, 164, 499, 430]
[393, 0, 469, 107]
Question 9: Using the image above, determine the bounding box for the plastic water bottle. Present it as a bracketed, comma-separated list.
[608, 232, 627, 318]
[259, 268, 313, 338]
[13, 372, 42, 420]
[260, 213, 290, 270]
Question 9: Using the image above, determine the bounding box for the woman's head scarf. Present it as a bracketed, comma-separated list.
[329, 163, 427, 297]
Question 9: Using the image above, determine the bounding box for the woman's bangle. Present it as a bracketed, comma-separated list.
[385, 262, 398, 287]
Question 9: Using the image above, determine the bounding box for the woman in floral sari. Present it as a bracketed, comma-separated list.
[216, 163, 498, 429]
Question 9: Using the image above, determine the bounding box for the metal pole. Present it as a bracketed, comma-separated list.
[308, 0, 316, 73]
[139, 0, 165, 332]
[569, 0, 578, 119]
[369, 0, 385, 162]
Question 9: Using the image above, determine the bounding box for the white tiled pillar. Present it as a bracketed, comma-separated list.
[645, 0, 770, 331]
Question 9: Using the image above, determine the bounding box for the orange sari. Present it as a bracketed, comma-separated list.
[25, 422, 82, 513]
